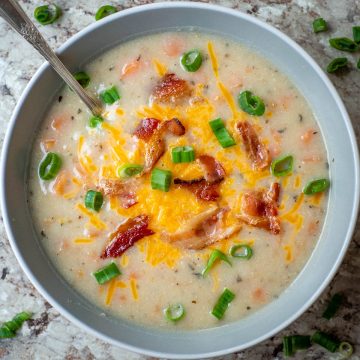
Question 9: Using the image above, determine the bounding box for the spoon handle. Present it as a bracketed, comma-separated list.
[0, 0, 103, 116]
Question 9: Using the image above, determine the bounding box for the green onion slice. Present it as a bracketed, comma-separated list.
[89, 116, 104, 128]
[238, 90, 265, 116]
[171, 146, 195, 163]
[34, 4, 62, 25]
[283, 336, 294, 357]
[313, 18, 328, 33]
[202, 249, 231, 277]
[303, 178, 330, 195]
[117, 164, 143, 178]
[92, 262, 121, 285]
[209, 118, 236, 148]
[229, 244, 253, 260]
[180, 50, 203, 72]
[151, 168, 172, 192]
[322, 293, 343, 320]
[283, 335, 311, 357]
[100, 86, 120, 104]
[0, 311, 32, 339]
[74, 71, 90, 88]
[326, 58, 348, 73]
[311, 331, 340, 353]
[329, 38, 358, 52]
[270, 155, 294, 177]
[95, 5, 117, 21]
[38, 152, 62, 180]
[338, 342, 353, 359]
[211, 288, 235, 320]
[164, 304, 185, 322]
[85, 190, 103, 212]
[353, 26, 360, 44]
[357, 58, 360, 70]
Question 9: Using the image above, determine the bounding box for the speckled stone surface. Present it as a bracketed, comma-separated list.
[0, 1, 359, 359]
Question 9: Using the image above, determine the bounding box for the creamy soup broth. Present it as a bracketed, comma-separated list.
[29, 32, 328, 329]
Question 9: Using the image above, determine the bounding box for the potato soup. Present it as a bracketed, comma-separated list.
[28, 31, 329, 329]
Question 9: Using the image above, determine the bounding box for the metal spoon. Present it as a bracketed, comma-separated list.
[0, 0, 103, 116]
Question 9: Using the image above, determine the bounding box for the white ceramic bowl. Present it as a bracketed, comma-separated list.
[1, 2, 359, 358]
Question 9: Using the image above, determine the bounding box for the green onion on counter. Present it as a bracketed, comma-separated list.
[95, 5, 117, 21]
[34, 4, 62, 25]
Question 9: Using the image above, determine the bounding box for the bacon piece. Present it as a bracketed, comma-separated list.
[102, 215, 154, 258]
[163, 208, 241, 250]
[151, 73, 192, 104]
[197, 155, 226, 184]
[237, 182, 281, 234]
[174, 178, 220, 201]
[237, 121, 270, 170]
[133, 118, 160, 141]
[141, 118, 186, 173]
[98, 179, 137, 209]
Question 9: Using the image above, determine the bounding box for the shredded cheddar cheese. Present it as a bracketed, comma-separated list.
[73, 238, 94, 244]
[76, 204, 107, 230]
[152, 58, 167, 76]
[207, 41, 219, 79]
[130, 277, 139, 300]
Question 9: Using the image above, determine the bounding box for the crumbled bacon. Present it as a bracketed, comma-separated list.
[174, 178, 220, 201]
[98, 178, 137, 209]
[133, 118, 160, 141]
[101, 215, 154, 258]
[140, 118, 186, 173]
[237, 182, 281, 234]
[151, 73, 192, 104]
[197, 155, 226, 184]
[237, 121, 270, 170]
[163, 208, 241, 250]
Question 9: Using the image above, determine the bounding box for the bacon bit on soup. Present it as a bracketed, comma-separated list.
[97, 178, 137, 208]
[197, 155, 225, 184]
[163, 207, 242, 250]
[174, 178, 221, 201]
[121, 56, 142, 79]
[101, 215, 154, 258]
[237, 121, 270, 170]
[151, 73, 192, 104]
[137, 118, 186, 174]
[237, 182, 281, 235]
[162, 36, 186, 57]
[133, 118, 160, 141]
[40, 138, 56, 152]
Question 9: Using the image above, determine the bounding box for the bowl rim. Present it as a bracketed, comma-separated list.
[1, 2, 359, 358]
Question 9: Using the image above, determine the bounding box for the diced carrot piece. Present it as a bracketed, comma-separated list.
[51, 116, 67, 131]
[163, 36, 185, 57]
[269, 143, 281, 158]
[301, 155, 322, 163]
[52, 170, 70, 195]
[40, 139, 56, 152]
[121, 57, 142, 79]
[252, 287, 266, 302]
[300, 129, 316, 144]
[308, 220, 319, 235]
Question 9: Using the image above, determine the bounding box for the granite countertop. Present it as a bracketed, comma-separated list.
[0, 1, 359, 359]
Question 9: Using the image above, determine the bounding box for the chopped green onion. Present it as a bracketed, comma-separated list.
[38, 152, 62, 180]
[171, 146, 195, 163]
[117, 164, 143, 178]
[92, 262, 121, 285]
[283, 336, 294, 357]
[89, 116, 104, 128]
[151, 168, 172, 192]
[0, 311, 32, 339]
[238, 90, 265, 116]
[322, 293, 343, 320]
[164, 304, 185, 322]
[338, 342, 353, 358]
[100, 86, 120, 104]
[329, 38, 358, 52]
[211, 288, 235, 320]
[202, 249, 231, 277]
[95, 5, 117, 21]
[180, 50, 203, 72]
[327, 58, 348, 73]
[270, 155, 294, 177]
[283, 335, 311, 357]
[85, 190, 103, 212]
[209, 118, 236, 148]
[303, 178, 330, 195]
[229, 244, 253, 260]
[311, 331, 340, 353]
[357, 59, 360, 70]
[74, 71, 90, 88]
[313, 18, 328, 33]
[353, 26, 360, 44]
[34, 4, 61, 25]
